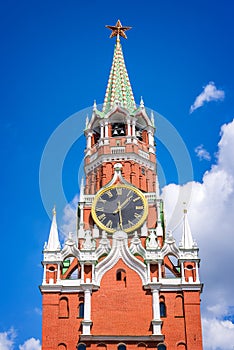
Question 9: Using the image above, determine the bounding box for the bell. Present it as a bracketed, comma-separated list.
[113, 129, 118, 136]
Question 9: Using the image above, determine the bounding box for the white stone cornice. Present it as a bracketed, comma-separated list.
[145, 251, 163, 262]
[179, 249, 200, 260]
[85, 152, 155, 173]
[160, 283, 203, 292]
[43, 252, 62, 262]
[39, 283, 83, 293]
[79, 251, 97, 263]
[82, 192, 157, 207]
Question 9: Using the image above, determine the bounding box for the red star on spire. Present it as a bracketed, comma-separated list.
[106, 19, 132, 40]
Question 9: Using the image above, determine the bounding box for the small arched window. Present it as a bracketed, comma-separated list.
[116, 269, 126, 282]
[137, 343, 146, 350]
[78, 302, 84, 318]
[58, 344, 67, 350]
[158, 344, 166, 350]
[118, 344, 126, 350]
[78, 343, 86, 350]
[160, 301, 166, 317]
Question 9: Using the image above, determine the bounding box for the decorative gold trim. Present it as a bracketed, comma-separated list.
[91, 184, 148, 233]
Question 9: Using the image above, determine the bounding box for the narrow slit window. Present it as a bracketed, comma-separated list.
[78, 302, 84, 318]
[160, 301, 166, 317]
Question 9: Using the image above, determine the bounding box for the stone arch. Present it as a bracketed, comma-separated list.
[97, 343, 107, 350]
[177, 342, 187, 350]
[137, 342, 147, 350]
[174, 294, 184, 317]
[59, 297, 69, 318]
[61, 257, 80, 280]
[163, 254, 180, 278]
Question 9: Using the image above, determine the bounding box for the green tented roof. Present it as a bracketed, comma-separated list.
[102, 39, 136, 114]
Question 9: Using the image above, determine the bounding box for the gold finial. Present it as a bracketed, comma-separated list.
[106, 19, 132, 41]
[183, 202, 187, 214]
[52, 205, 56, 216]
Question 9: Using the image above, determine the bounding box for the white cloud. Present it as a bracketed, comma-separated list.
[162, 119, 234, 348]
[190, 82, 225, 113]
[0, 329, 15, 350]
[61, 194, 79, 238]
[0, 329, 41, 350]
[202, 317, 234, 350]
[19, 338, 41, 350]
[195, 144, 211, 161]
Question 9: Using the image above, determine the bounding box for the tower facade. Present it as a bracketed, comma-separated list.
[40, 21, 203, 350]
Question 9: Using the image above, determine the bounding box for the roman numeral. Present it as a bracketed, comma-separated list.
[96, 207, 104, 212]
[106, 190, 113, 198]
[98, 213, 106, 221]
[98, 197, 107, 203]
[136, 206, 143, 210]
[106, 220, 113, 228]
[116, 188, 122, 195]
[134, 213, 141, 219]
[128, 220, 134, 226]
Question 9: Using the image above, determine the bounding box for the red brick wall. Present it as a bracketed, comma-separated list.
[42, 273, 203, 350]
[91, 259, 152, 336]
[159, 291, 203, 349]
[42, 293, 81, 350]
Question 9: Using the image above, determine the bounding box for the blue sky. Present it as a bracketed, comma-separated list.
[1, 1, 234, 349]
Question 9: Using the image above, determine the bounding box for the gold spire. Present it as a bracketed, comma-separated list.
[106, 19, 132, 41]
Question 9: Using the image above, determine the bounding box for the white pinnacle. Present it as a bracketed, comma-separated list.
[181, 209, 194, 249]
[79, 177, 85, 202]
[140, 96, 144, 108]
[46, 207, 61, 251]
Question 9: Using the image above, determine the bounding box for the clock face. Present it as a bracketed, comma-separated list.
[91, 184, 148, 233]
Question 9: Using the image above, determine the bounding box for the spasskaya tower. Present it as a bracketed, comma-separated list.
[40, 20, 203, 350]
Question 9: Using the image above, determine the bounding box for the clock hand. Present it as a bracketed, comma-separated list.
[117, 201, 123, 229]
[113, 196, 133, 214]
